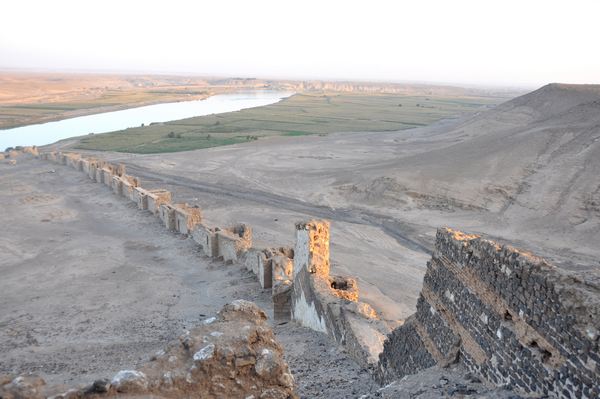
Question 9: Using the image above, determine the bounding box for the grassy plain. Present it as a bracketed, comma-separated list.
[75, 93, 503, 153]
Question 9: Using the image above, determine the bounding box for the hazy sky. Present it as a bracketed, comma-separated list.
[2, 0, 599, 87]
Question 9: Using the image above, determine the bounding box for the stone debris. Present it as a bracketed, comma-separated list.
[0, 301, 297, 399]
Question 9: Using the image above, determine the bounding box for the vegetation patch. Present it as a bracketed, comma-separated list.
[74, 93, 502, 153]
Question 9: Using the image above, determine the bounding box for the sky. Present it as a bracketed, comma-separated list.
[1, 0, 599, 87]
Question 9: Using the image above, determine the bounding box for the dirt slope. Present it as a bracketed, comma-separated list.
[343, 83, 600, 264]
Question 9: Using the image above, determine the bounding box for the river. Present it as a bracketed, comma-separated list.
[0, 91, 293, 150]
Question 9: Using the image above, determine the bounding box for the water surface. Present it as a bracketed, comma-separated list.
[0, 91, 293, 150]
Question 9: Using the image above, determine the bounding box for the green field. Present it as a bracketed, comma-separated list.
[74, 93, 503, 154]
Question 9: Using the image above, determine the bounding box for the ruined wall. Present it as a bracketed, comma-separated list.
[174, 203, 202, 235]
[217, 224, 253, 264]
[41, 151, 385, 368]
[46, 149, 395, 371]
[191, 224, 219, 258]
[378, 228, 600, 398]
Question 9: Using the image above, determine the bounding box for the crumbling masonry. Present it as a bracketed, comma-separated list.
[377, 228, 600, 398]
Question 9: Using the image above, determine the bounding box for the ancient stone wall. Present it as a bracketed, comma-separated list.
[378, 227, 600, 398]
[39, 152, 388, 372]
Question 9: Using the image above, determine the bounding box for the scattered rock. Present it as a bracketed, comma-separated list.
[111, 370, 148, 393]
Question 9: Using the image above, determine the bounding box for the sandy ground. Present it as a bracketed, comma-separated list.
[0, 156, 378, 398]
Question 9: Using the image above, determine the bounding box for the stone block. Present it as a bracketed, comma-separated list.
[95, 167, 103, 183]
[294, 220, 330, 278]
[272, 252, 294, 287]
[159, 203, 177, 231]
[88, 163, 97, 181]
[112, 176, 123, 196]
[273, 281, 293, 321]
[81, 159, 90, 174]
[121, 179, 134, 201]
[174, 203, 202, 235]
[216, 224, 252, 264]
[133, 187, 149, 210]
[102, 168, 113, 187]
[258, 252, 272, 289]
[191, 224, 219, 257]
[146, 189, 172, 215]
[242, 248, 262, 274]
